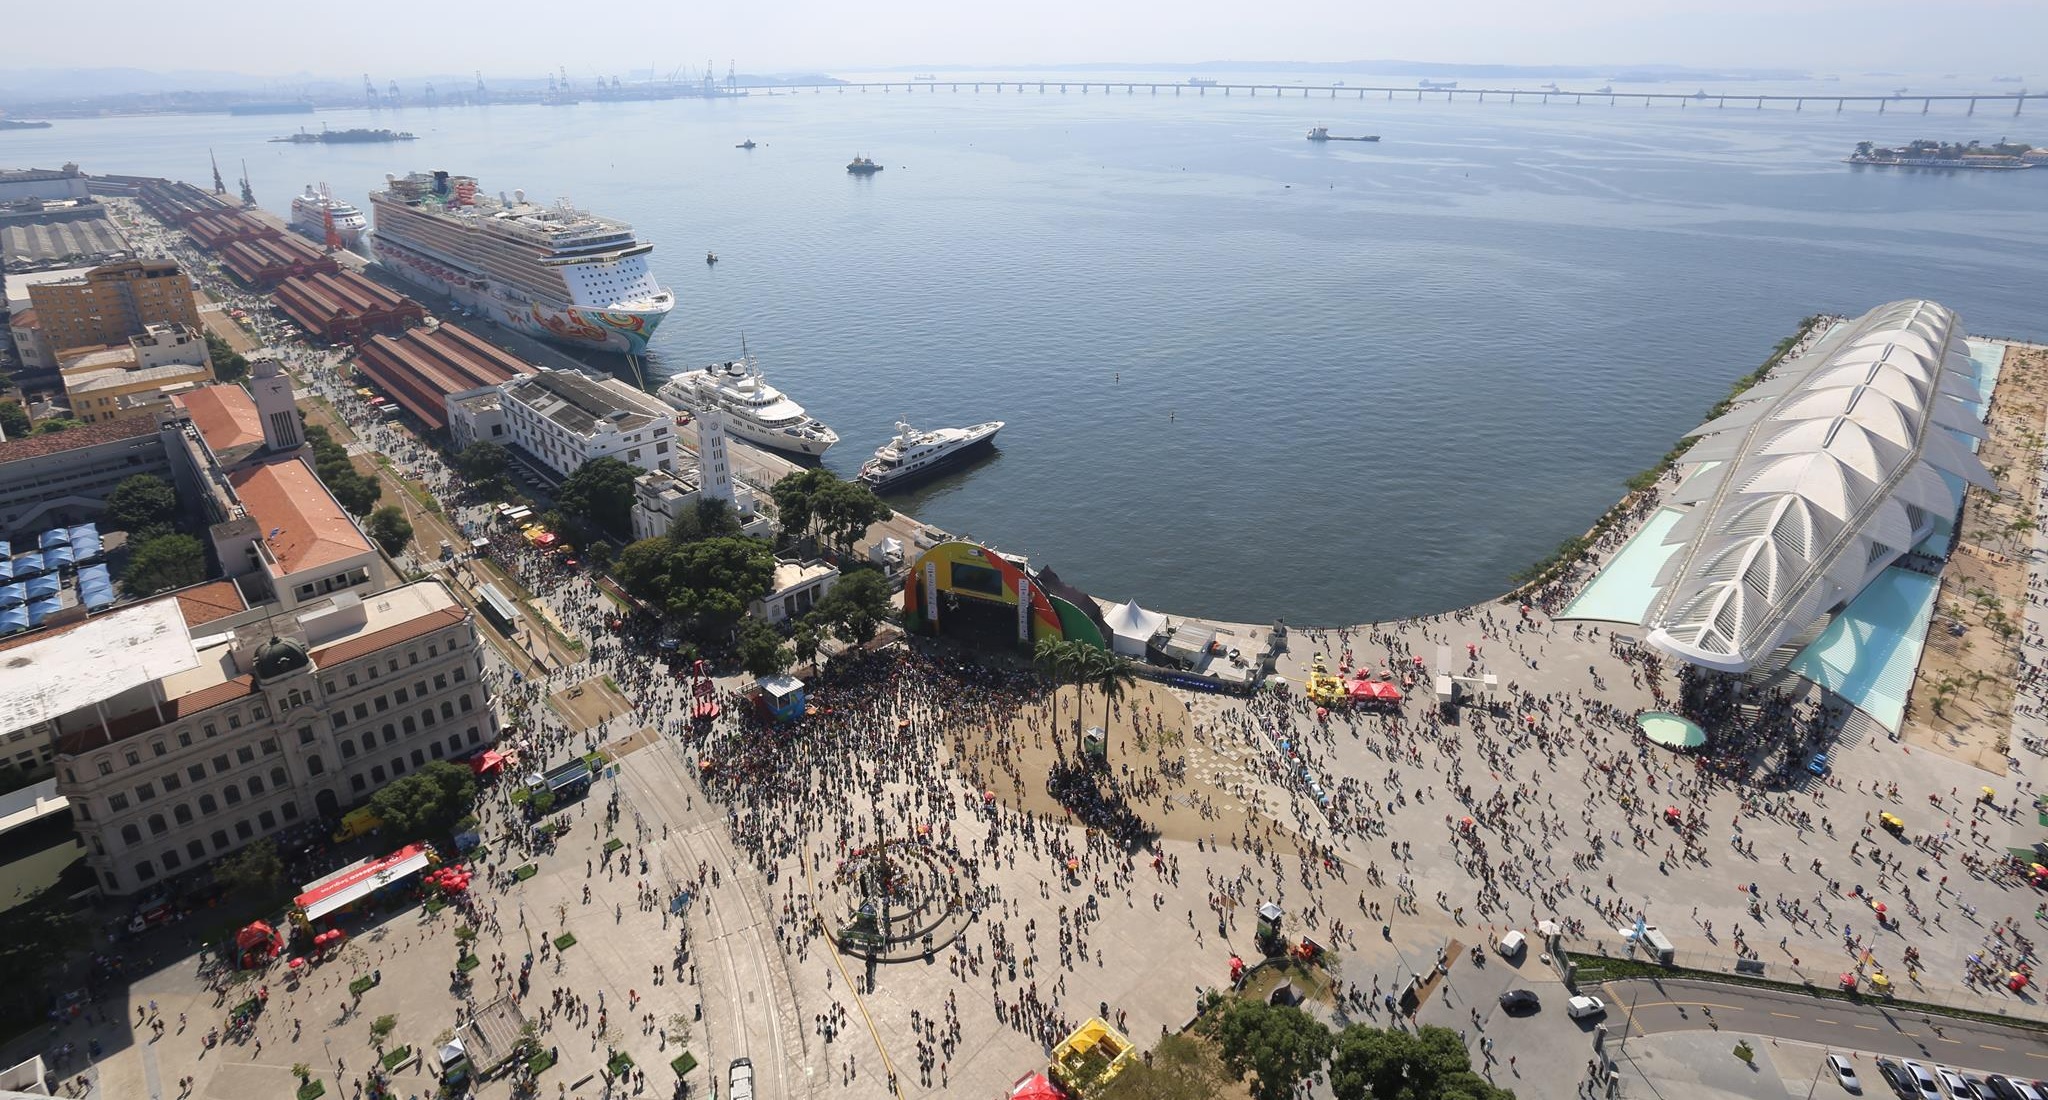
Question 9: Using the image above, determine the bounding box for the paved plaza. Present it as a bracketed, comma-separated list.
[9, 205, 2044, 1100]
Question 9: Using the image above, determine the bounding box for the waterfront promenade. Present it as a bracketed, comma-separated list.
[13, 202, 2046, 1100]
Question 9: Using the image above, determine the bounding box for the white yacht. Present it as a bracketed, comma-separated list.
[656, 353, 838, 458]
[858, 420, 1004, 491]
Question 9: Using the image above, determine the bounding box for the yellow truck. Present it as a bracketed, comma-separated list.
[332, 808, 383, 842]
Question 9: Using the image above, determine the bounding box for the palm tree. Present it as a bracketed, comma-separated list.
[1034, 637, 1078, 748]
[1075, 646, 1138, 767]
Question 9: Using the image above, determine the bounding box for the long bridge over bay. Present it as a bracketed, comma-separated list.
[739, 80, 2040, 116]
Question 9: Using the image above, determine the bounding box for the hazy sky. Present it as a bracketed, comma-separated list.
[21, 0, 2047, 79]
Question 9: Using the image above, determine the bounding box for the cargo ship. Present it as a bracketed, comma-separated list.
[272, 127, 417, 144]
[1306, 127, 1380, 142]
[368, 169, 673, 354]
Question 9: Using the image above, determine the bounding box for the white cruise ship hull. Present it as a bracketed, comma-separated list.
[720, 414, 835, 458]
[372, 234, 667, 355]
[290, 206, 364, 251]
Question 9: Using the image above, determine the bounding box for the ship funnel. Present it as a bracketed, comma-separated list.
[513, 188, 525, 203]
[385, 173, 397, 183]
[499, 192, 509, 205]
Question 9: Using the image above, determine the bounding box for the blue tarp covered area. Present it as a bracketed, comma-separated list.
[25, 574, 59, 600]
[0, 584, 24, 609]
[42, 544, 74, 570]
[38, 528, 69, 551]
[0, 607, 27, 635]
[70, 529, 103, 562]
[10, 552, 43, 579]
[25, 598, 59, 626]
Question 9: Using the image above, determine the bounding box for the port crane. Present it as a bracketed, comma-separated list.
[363, 74, 379, 107]
[422, 81, 437, 106]
[209, 149, 226, 195]
[386, 80, 402, 105]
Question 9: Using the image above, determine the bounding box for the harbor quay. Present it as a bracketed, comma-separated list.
[6, 195, 2048, 1100]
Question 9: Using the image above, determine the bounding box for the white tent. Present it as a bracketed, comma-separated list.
[1103, 598, 1167, 657]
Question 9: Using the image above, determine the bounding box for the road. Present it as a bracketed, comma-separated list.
[1603, 977, 2048, 1080]
[617, 738, 816, 1099]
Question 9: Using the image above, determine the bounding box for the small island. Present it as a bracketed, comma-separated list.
[0, 119, 54, 131]
[1847, 138, 2040, 170]
[271, 127, 417, 145]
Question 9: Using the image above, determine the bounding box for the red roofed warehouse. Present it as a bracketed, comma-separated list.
[273, 270, 424, 344]
[220, 235, 339, 288]
[353, 323, 527, 432]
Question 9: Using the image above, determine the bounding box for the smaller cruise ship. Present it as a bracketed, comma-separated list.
[656, 353, 838, 458]
[847, 155, 882, 175]
[290, 185, 366, 250]
[858, 420, 1004, 491]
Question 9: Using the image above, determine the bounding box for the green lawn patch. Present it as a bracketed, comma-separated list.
[380, 1046, 411, 1071]
[511, 864, 537, 882]
[670, 1053, 698, 1077]
[349, 975, 377, 998]
[607, 1051, 634, 1078]
[424, 896, 446, 915]
[509, 786, 530, 805]
[554, 932, 577, 951]
[457, 954, 481, 973]
[603, 838, 623, 855]
[527, 1048, 557, 1076]
[296, 1080, 326, 1100]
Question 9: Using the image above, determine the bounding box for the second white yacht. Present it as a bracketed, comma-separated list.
[656, 353, 838, 458]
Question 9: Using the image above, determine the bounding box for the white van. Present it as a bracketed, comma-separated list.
[1497, 930, 1526, 958]
[729, 1057, 754, 1100]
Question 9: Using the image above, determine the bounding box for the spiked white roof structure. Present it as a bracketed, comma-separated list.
[1641, 300, 1989, 672]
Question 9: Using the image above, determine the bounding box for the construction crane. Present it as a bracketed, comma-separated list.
[363, 74, 379, 107]
[209, 149, 226, 195]
[475, 70, 487, 102]
[727, 60, 736, 89]
[386, 80, 401, 105]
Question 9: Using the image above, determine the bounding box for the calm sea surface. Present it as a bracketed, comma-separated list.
[11, 76, 2048, 624]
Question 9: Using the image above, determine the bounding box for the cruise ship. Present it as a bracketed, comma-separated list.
[858, 420, 1003, 491]
[367, 170, 673, 354]
[656, 353, 838, 458]
[290, 185, 366, 251]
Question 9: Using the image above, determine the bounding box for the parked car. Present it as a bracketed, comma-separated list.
[1827, 1053, 1862, 1093]
[1566, 995, 1606, 1019]
[1936, 1067, 1980, 1100]
[1875, 1059, 1915, 1100]
[1899, 1060, 1941, 1100]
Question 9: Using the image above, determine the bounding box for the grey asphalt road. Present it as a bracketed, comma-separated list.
[1600, 977, 2048, 1082]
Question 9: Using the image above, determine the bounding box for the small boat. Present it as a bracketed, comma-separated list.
[706, 252, 718, 265]
[1596, 85, 1613, 94]
[736, 139, 756, 150]
[847, 155, 882, 175]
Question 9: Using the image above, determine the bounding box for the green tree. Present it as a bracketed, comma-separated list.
[769, 468, 834, 549]
[454, 440, 509, 483]
[1034, 637, 1080, 749]
[556, 458, 639, 539]
[1329, 1023, 1512, 1100]
[792, 622, 821, 670]
[665, 536, 776, 639]
[33, 417, 81, 435]
[814, 568, 893, 648]
[365, 505, 413, 555]
[205, 332, 248, 382]
[1085, 647, 1139, 758]
[369, 1013, 398, 1051]
[103, 474, 179, 533]
[214, 837, 284, 894]
[612, 537, 675, 605]
[122, 533, 205, 595]
[0, 399, 30, 438]
[367, 760, 478, 839]
[736, 616, 790, 679]
[811, 478, 892, 559]
[667, 497, 743, 545]
[1206, 999, 1334, 1100]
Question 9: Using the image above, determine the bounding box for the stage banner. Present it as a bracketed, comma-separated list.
[1016, 577, 1032, 643]
[925, 561, 940, 628]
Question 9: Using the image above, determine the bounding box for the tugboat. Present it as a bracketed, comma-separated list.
[858, 420, 1004, 491]
[736, 139, 756, 149]
[706, 252, 718, 265]
[847, 155, 882, 175]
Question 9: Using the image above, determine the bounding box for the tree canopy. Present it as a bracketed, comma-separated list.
[1206, 999, 1335, 1100]
[0, 399, 30, 438]
[556, 457, 639, 539]
[365, 505, 413, 555]
[33, 418, 81, 435]
[1329, 1024, 1513, 1100]
[104, 474, 179, 533]
[667, 536, 777, 637]
[214, 838, 284, 894]
[122, 533, 205, 596]
[367, 760, 477, 840]
[811, 567, 893, 647]
[304, 424, 382, 515]
[667, 496, 743, 545]
[736, 616, 791, 679]
[770, 469, 891, 557]
[454, 440, 509, 483]
[205, 332, 248, 383]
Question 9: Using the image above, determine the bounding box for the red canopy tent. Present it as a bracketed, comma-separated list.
[235, 921, 282, 967]
[1009, 1072, 1064, 1100]
[467, 750, 505, 776]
